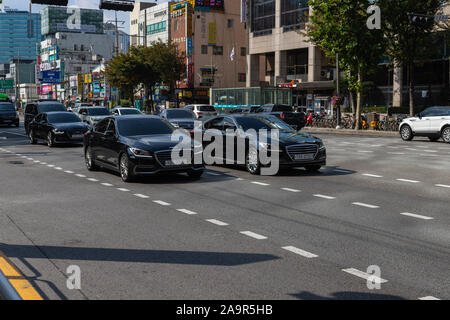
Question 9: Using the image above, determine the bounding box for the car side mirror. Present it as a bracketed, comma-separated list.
[418, 113, 422, 119]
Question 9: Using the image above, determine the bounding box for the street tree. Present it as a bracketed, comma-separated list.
[379, 0, 445, 116]
[306, 0, 385, 129]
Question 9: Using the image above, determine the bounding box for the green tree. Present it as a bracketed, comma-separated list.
[306, 0, 385, 129]
[105, 52, 140, 105]
[379, 0, 445, 116]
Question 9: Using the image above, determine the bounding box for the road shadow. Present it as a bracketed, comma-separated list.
[0, 243, 280, 267]
[290, 291, 406, 300]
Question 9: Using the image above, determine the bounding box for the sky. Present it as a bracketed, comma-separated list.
[0, 0, 166, 34]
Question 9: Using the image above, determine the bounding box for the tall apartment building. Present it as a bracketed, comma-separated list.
[104, 22, 130, 54]
[246, 0, 335, 110]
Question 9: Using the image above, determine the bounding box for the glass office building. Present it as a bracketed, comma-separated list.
[0, 9, 42, 64]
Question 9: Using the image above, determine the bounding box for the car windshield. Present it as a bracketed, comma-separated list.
[166, 110, 195, 119]
[88, 108, 110, 116]
[39, 103, 66, 113]
[47, 113, 81, 124]
[259, 116, 294, 130]
[117, 118, 174, 136]
[235, 117, 271, 131]
[0, 103, 15, 111]
[119, 108, 141, 115]
[199, 105, 216, 112]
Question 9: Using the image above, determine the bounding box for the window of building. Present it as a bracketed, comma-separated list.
[174, 20, 179, 32]
[227, 19, 234, 28]
[74, 44, 77, 51]
[201, 45, 208, 55]
[80, 44, 84, 51]
[251, 0, 275, 36]
[238, 73, 246, 82]
[240, 47, 246, 56]
[280, 0, 309, 31]
[147, 21, 167, 35]
[213, 46, 223, 55]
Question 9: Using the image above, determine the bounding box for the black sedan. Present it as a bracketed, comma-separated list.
[0, 101, 19, 127]
[28, 112, 90, 147]
[159, 109, 196, 130]
[202, 114, 326, 175]
[83, 116, 204, 182]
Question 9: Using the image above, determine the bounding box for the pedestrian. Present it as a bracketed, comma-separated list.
[387, 103, 393, 118]
[307, 112, 313, 126]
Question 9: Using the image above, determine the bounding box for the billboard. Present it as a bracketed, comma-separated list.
[42, 70, 61, 84]
[41, 6, 104, 35]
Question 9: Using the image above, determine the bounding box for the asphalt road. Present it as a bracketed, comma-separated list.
[0, 125, 449, 300]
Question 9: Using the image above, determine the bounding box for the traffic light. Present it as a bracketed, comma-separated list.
[99, 0, 135, 12]
[30, 0, 69, 5]
[407, 13, 436, 27]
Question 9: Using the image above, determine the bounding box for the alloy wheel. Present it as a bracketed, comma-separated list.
[442, 127, 450, 143]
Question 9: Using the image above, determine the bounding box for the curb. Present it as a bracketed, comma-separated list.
[302, 128, 399, 137]
[0, 251, 43, 300]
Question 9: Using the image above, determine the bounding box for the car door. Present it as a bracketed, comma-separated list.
[413, 108, 434, 133]
[103, 119, 121, 168]
[429, 107, 449, 133]
[203, 117, 225, 162]
[91, 118, 109, 164]
[223, 117, 238, 163]
[39, 114, 52, 139]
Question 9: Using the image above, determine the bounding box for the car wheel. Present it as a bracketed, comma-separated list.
[47, 132, 55, 147]
[400, 125, 414, 141]
[428, 136, 440, 142]
[29, 129, 37, 144]
[119, 153, 134, 182]
[246, 147, 261, 175]
[85, 147, 99, 171]
[442, 126, 450, 144]
[305, 165, 322, 172]
[187, 169, 204, 180]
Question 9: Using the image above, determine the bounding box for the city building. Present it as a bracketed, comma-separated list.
[246, 0, 335, 111]
[104, 22, 130, 54]
[130, 2, 156, 47]
[0, 7, 42, 64]
[38, 6, 114, 101]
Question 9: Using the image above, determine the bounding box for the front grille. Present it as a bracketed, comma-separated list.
[286, 144, 318, 161]
[155, 150, 192, 167]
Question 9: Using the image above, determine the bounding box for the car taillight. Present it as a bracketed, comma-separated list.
[280, 113, 285, 120]
[84, 132, 88, 136]
[197, 112, 203, 116]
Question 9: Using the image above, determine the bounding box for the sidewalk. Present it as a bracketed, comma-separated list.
[302, 127, 399, 137]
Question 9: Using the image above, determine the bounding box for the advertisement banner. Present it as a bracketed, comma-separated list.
[208, 22, 217, 45]
[42, 70, 61, 84]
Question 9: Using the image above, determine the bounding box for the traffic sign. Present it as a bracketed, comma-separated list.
[0, 80, 14, 90]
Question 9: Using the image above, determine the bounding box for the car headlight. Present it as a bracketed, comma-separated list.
[129, 148, 153, 158]
[317, 141, 326, 150]
[53, 129, 65, 135]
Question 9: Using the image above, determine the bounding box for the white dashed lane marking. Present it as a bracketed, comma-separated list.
[418, 296, 440, 300]
[396, 179, 420, 184]
[435, 184, 450, 188]
[282, 246, 318, 258]
[117, 188, 130, 192]
[153, 200, 171, 206]
[281, 188, 301, 193]
[134, 194, 149, 199]
[64, 171, 74, 174]
[342, 268, 388, 283]
[177, 209, 198, 215]
[362, 173, 383, 178]
[400, 212, 434, 220]
[101, 183, 114, 187]
[87, 178, 99, 182]
[206, 219, 229, 226]
[240, 231, 268, 240]
[75, 174, 86, 178]
[352, 202, 379, 209]
[251, 181, 270, 186]
[313, 194, 335, 200]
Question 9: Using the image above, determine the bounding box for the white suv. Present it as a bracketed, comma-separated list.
[184, 104, 217, 120]
[399, 106, 450, 143]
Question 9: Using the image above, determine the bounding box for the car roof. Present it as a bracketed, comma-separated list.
[114, 115, 160, 121]
[42, 111, 72, 115]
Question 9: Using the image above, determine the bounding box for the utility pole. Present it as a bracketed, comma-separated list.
[16, 49, 21, 109]
[115, 11, 119, 55]
[336, 53, 341, 129]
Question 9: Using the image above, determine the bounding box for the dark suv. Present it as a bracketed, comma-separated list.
[24, 101, 66, 134]
[0, 101, 19, 127]
[260, 104, 306, 130]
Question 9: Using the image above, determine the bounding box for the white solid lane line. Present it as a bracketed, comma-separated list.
[206, 219, 229, 226]
[281, 188, 301, 193]
[352, 202, 380, 209]
[435, 184, 450, 188]
[101, 183, 114, 187]
[153, 200, 171, 206]
[282, 246, 318, 258]
[117, 188, 130, 192]
[342, 268, 388, 283]
[251, 181, 270, 186]
[177, 209, 198, 215]
[396, 178, 420, 183]
[400, 212, 434, 220]
[362, 173, 383, 178]
[134, 194, 149, 199]
[240, 231, 268, 240]
[313, 194, 336, 200]
[418, 296, 440, 300]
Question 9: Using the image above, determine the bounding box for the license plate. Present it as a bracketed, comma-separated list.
[294, 153, 315, 161]
[165, 160, 176, 166]
[71, 134, 83, 139]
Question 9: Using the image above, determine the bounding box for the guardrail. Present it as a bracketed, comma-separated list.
[0, 268, 21, 300]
